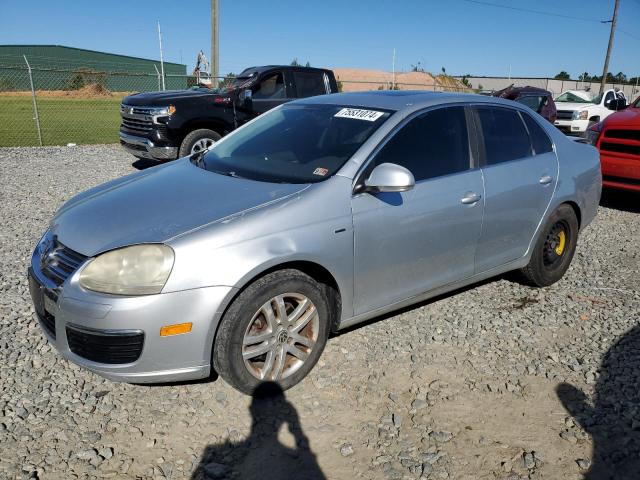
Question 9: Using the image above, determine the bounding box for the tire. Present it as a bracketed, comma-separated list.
[178, 129, 221, 157]
[213, 269, 331, 395]
[519, 204, 579, 287]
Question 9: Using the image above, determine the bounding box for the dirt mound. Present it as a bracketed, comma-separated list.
[333, 68, 470, 92]
[66, 83, 112, 97]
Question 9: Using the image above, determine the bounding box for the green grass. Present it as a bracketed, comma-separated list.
[0, 95, 126, 147]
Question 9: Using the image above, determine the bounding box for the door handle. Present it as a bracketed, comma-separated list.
[539, 175, 553, 185]
[460, 192, 481, 205]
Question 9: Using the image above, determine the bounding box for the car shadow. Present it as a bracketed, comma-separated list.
[190, 382, 326, 480]
[557, 325, 640, 479]
[131, 158, 162, 170]
[600, 188, 640, 214]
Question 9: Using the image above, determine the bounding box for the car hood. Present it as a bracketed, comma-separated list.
[123, 89, 218, 105]
[52, 159, 308, 256]
[555, 101, 595, 111]
[604, 107, 640, 127]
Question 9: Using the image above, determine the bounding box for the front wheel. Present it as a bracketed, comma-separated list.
[213, 270, 331, 395]
[178, 128, 221, 157]
[519, 204, 579, 287]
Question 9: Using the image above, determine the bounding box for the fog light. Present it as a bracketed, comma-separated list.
[160, 323, 192, 337]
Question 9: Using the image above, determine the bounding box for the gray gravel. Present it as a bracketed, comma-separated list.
[1, 145, 639, 480]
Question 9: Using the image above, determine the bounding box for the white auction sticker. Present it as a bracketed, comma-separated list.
[334, 108, 385, 122]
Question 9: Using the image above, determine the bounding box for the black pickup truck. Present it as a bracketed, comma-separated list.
[119, 65, 339, 160]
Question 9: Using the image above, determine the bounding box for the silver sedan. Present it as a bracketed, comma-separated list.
[28, 91, 601, 394]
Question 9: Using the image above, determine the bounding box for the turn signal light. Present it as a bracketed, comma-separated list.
[160, 322, 192, 337]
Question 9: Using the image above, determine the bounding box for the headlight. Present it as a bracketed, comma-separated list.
[149, 105, 176, 116]
[573, 110, 588, 120]
[79, 244, 174, 295]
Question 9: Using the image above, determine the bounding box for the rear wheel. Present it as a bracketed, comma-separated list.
[213, 270, 331, 395]
[519, 204, 579, 287]
[178, 128, 221, 157]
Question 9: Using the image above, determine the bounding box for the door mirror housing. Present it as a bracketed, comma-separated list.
[364, 163, 415, 193]
[241, 89, 253, 108]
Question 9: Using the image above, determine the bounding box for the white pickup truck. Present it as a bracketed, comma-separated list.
[554, 89, 627, 135]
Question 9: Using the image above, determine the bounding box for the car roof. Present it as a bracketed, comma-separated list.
[238, 65, 333, 76]
[294, 90, 518, 112]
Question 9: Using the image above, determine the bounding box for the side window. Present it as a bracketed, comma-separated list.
[516, 95, 545, 113]
[293, 71, 327, 98]
[372, 106, 471, 182]
[604, 91, 615, 106]
[252, 72, 285, 99]
[522, 113, 553, 154]
[476, 107, 532, 165]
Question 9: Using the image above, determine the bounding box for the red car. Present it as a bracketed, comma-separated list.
[587, 96, 640, 192]
[492, 85, 557, 123]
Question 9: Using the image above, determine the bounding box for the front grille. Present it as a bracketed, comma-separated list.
[556, 110, 574, 120]
[603, 175, 640, 186]
[66, 325, 144, 364]
[600, 142, 640, 157]
[604, 129, 640, 141]
[41, 239, 87, 286]
[121, 117, 153, 132]
[39, 309, 56, 339]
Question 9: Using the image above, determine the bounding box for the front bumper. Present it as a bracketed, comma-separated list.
[119, 132, 178, 161]
[28, 251, 235, 383]
[601, 152, 640, 192]
[554, 119, 589, 135]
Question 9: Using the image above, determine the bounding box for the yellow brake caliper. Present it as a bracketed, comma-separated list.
[555, 230, 566, 256]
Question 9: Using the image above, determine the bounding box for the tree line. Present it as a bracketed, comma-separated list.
[554, 70, 639, 85]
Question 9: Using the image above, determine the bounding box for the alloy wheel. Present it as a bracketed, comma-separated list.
[242, 293, 319, 381]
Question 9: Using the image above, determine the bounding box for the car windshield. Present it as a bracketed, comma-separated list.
[193, 104, 392, 183]
[633, 97, 640, 108]
[555, 91, 594, 103]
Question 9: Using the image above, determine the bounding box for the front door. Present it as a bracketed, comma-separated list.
[351, 106, 484, 315]
[473, 106, 559, 272]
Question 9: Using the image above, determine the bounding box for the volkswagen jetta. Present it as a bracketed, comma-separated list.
[28, 91, 602, 394]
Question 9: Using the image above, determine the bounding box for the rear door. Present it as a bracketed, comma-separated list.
[473, 106, 558, 272]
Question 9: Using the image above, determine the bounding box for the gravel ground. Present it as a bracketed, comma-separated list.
[1, 145, 639, 480]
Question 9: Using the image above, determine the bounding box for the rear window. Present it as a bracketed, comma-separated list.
[476, 107, 532, 165]
[293, 72, 327, 98]
[196, 104, 392, 183]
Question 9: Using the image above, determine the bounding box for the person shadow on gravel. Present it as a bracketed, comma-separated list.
[557, 324, 640, 479]
[191, 382, 326, 480]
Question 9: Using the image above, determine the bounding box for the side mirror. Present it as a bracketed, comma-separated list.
[364, 163, 415, 193]
[241, 89, 253, 108]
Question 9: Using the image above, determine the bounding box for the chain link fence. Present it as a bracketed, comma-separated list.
[0, 60, 202, 147]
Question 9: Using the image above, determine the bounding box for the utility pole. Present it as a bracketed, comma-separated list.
[600, 0, 620, 95]
[157, 21, 166, 90]
[392, 48, 396, 90]
[211, 0, 219, 85]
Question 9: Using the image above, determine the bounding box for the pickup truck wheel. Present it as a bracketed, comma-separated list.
[179, 129, 221, 157]
[518, 204, 579, 287]
[213, 269, 331, 395]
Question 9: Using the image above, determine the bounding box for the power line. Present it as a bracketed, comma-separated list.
[459, 0, 604, 23]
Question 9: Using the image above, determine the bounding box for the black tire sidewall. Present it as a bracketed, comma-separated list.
[178, 129, 221, 157]
[213, 270, 330, 395]
[528, 205, 579, 286]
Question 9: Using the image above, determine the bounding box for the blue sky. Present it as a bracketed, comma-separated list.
[0, 0, 638, 78]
